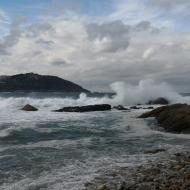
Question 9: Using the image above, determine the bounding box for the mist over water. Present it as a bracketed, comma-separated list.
[110, 79, 186, 105]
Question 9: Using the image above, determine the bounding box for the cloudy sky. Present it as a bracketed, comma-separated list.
[0, 0, 190, 92]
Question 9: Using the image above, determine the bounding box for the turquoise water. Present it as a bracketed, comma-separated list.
[0, 92, 190, 190]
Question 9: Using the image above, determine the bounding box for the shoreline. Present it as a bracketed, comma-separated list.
[84, 150, 190, 190]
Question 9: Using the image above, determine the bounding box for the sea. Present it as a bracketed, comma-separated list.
[0, 91, 190, 190]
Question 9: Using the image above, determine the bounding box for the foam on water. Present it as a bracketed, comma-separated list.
[0, 80, 190, 190]
[0, 79, 189, 113]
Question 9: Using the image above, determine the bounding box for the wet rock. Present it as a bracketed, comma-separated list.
[137, 185, 151, 190]
[118, 182, 127, 190]
[113, 105, 129, 111]
[139, 104, 190, 133]
[21, 104, 38, 111]
[98, 184, 109, 190]
[148, 97, 169, 105]
[130, 106, 142, 109]
[144, 148, 166, 154]
[54, 104, 111, 112]
[84, 152, 190, 190]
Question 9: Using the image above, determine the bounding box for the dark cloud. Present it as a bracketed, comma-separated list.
[50, 59, 68, 66]
[86, 20, 130, 52]
[133, 21, 160, 34]
[36, 39, 54, 45]
[86, 20, 161, 53]
[0, 16, 26, 55]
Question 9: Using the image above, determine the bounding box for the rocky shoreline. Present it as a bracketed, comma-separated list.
[139, 104, 190, 133]
[83, 151, 190, 190]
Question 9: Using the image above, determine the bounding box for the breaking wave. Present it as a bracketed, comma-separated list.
[0, 79, 189, 112]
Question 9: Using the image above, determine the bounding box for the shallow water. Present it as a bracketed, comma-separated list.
[0, 93, 190, 190]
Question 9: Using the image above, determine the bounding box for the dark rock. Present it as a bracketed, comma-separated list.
[148, 97, 169, 105]
[144, 148, 166, 154]
[84, 152, 190, 190]
[130, 106, 142, 109]
[0, 73, 89, 92]
[119, 182, 128, 190]
[54, 104, 111, 112]
[113, 105, 129, 111]
[139, 104, 190, 133]
[137, 185, 151, 190]
[21, 104, 38, 111]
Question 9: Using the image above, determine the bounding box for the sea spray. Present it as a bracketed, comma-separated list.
[110, 79, 183, 105]
[0, 79, 188, 111]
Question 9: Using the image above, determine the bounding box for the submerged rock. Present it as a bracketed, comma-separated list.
[148, 97, 169, 105]
[130, 106, 142, 109]
[139, 104, 190, 133]
[54, 104, 111, 112]
[113, 105, 129, 111]
[21, 104, 38, 111]
[144, 148, 166, 154]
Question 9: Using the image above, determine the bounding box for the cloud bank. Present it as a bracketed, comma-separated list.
[0, 0, 189, 92]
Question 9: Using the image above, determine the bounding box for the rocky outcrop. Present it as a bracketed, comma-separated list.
[113, 105, 129, 111]
[139, 104, 190, 133]
[148, 97, 169, 105]
[84, 152, 190, 190]
[0, 73, 89, 92]
[54, 104, 111, 112]
[130, 106, 142, 109]
[21, 104, 38, 111]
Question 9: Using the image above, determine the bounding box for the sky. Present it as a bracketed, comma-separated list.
[0, 0, 190, 92]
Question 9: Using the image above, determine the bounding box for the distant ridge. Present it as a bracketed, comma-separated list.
[0, 73, 89, 92]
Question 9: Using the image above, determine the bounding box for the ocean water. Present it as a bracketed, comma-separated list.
[0, 92, 190, 190]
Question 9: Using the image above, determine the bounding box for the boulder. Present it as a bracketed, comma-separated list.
[139, 104, 190, 133]
[148, 97, 169, 105]
[143, 107, 154, 110]
[113, 105, 129, 110]
[54, 104, 111, 112]
[21, 104, 38, 111]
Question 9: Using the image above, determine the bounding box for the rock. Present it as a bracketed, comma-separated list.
[139, 104, 190, 133]
[130, 106, 142, 109]
[113, 105, 129, 110]
[21, 104, 38, 111]
[54, 104, 111, 112]
[137, 185, 151, 190]
[148, 97, 169, 105]
[84, 152, 190, 190]
[98, 185, 109, 190]
[144, 148, 166, 154]
[0, 73, 89, 92]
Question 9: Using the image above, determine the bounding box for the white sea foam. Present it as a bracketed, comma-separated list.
[0, 79, 189, 139]
[0, 79, 188, 114]
[110, 79, 189, 105]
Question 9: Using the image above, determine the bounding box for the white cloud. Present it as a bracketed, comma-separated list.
[143, 47, 155, 59]
[0, 1, 190, 92]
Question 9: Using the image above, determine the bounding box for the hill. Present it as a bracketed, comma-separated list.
[0, 73, 89, 92]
